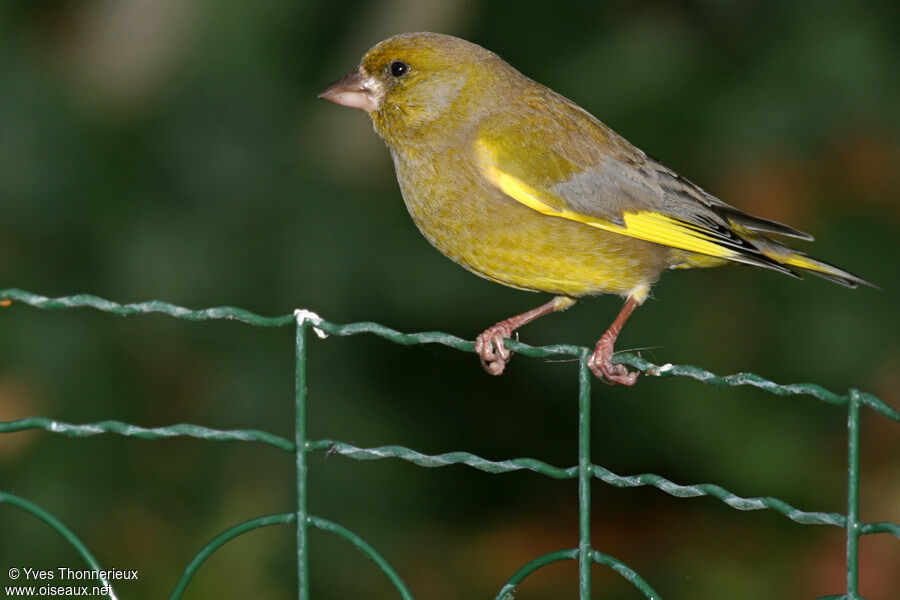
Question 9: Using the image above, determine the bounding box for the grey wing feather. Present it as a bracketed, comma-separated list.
[546, 143, 806, 275]
[552, 142, 814, 241]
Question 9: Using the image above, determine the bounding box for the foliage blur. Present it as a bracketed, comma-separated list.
[1, 1, 897, 598]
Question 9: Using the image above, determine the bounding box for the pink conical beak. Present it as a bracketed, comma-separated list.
[317, 69, 382, 111]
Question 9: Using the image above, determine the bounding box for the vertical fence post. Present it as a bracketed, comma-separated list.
[295, 316, 310, 600]
[845, 390, 861, 600]
[578, 351, 593, 599]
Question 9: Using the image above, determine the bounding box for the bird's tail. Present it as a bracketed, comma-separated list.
[744, 233, 877, 289]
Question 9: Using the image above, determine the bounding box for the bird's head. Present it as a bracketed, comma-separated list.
[318, 32, 518, 148]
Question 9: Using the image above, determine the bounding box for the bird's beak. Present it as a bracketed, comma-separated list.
[317, 69, 383, 111]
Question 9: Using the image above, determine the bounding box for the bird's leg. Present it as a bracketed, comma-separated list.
[476, 296, 575, 376]
[588, 295, 641, 386]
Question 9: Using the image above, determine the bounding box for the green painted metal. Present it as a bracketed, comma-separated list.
[0, 491, 118, 599]
[2, 288, 894, 420]
[295, 314, 311, 600]
[0, 417, 294, 451]
[163, 512, 412, 600]
[493, 548, 661, 600]
[168, 513, 295, 600]
[846, 391, 861, 600]
[0, 416, 859, 531]
[577, 352, 592, 599]
[859, 521, 900, 536]
[304, 439, 847, 527]
[1, 287, 898, 599]
[0, 288, 294, 327]
[494, 548, 578, 599]
[307, 515, 414, 600]
[592, 550, 661, 599]
[165, 512, 414, 599]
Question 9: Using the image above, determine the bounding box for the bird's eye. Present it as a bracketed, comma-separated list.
[389, 60, 409, 77]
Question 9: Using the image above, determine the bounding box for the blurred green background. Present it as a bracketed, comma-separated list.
[1, 1, 898, 598]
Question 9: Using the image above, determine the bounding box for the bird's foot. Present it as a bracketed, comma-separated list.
[587, 334, 639, 386]
[475, 322, 515, 376]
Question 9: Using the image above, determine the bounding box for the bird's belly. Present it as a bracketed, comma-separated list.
[399, 183, 671, 297]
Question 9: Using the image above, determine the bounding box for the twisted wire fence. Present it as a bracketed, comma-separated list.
[0, 288, 897, 600]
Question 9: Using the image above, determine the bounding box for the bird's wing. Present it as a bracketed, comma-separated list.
[474, 121, 805, 274]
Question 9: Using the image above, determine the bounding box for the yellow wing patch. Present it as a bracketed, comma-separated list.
[618, 212, 740, 258]
[475, 138, 741, 260]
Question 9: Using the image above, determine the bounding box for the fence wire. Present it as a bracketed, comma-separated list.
[0, 288, 897, 600]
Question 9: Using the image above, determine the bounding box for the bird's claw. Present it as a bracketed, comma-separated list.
[475, 324, 513, 376]
[588, 336, 639, 386]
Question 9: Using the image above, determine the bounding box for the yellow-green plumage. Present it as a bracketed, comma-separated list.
[319, 32, 873, 383]
[389, 116, 669, 297]
[347, 33, 870, 297]
[364, 35, 670, 300]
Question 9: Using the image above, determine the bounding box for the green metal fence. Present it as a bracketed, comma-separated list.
[0, 288, 897, 600]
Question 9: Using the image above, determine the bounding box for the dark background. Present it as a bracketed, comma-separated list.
[1, 1, 897, 598]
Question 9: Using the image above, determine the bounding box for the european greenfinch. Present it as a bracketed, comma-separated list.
[318, 32, 873, 385]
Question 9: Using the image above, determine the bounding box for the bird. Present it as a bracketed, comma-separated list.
[318, 32, 874, 385]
